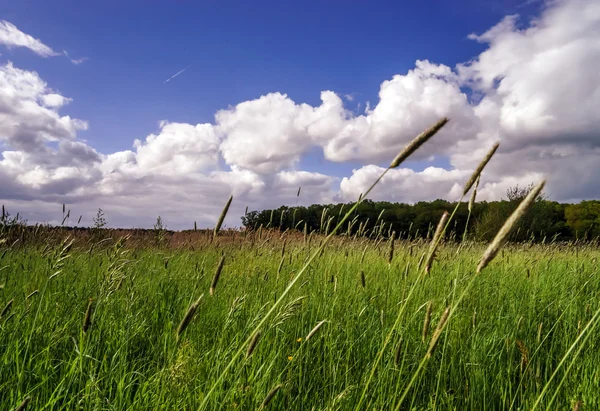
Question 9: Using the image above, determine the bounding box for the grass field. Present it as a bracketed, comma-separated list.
[1, 230, 599, 410]
[2, 121, 599, 410]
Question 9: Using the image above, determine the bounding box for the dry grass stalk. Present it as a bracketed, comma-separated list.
[463, 141, 499, 196]
[389, 118, 449, 168]
[82, 298, 94, 333]
[1, 298, 14, 319]
[426, 306, 450, 358]
[15, 396, 31, 411]
[246, 331, 261, 358]
[306, 320, 327, 341]
[213, 194, 233, 239]
[425, 211, 449, 274]
[210, 256, 225, 296]
[260, 384, 283, 409]
[26, 290, 39, 300]
[176, 294, 204, 340]
[422, 301, 433, 342]
[572, 400, 583, 411]
[537, 322, 543, 344]
[477, 180, 546, 274]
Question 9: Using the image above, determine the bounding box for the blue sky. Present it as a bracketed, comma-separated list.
[0, 0, 598, 228]
[2, 0, 540, 164]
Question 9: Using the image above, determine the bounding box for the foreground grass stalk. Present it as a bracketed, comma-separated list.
[213, 195, 233, 239]
[197, 118, 449, 411]
[394, 179, 546, 410]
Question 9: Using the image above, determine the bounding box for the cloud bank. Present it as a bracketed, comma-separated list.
[1, 0, 599, 229]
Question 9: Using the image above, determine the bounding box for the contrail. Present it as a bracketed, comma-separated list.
[163, 65, 191, 84]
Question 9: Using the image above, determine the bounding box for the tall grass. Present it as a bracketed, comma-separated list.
[1, 235, 598, 409]
[1, 119, 598, 410]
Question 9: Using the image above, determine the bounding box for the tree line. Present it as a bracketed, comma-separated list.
[241, 185, 600, 242]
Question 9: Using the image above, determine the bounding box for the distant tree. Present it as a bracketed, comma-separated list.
[506, 183, 548, 203]
[565, 201, 600, 239]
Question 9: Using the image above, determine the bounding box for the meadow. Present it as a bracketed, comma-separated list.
[1, 119, 599, 410]
[1, 227, 598, 410]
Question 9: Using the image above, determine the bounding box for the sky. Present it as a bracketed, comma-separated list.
[0, 0, 599, 229]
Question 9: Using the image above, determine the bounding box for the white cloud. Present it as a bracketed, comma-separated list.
[2, 0, 600, 228]
[0, 20, 59, 57]
[339, 165, 471, 204]
[70, 57, 88, 65]
[42, 93, 72, 108]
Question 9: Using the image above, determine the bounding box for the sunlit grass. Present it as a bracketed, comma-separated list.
[1, 236, 598, 410]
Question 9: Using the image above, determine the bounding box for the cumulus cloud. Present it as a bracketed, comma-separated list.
[0, 20, 59, 57]
[2, 0, 600, 228]
[216, 61, 479, 173]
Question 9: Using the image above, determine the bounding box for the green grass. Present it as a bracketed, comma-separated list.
[1, 235, 599, 410]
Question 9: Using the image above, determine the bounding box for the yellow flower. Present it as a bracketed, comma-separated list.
[287, 356, 293, 361]
[297, 338, 302, 342]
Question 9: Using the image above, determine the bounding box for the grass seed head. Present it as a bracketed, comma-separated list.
[210, 256, 225, 296]
[394, 337, 403, 367]
[176, 294, 204, 340]
[427, 306, 450, 358]
[1, 298, 14, 319]
[26, 289, 39, 300]
[390, 118, 449, 168]
[246, 331, 261, 358]
[306, 319, 327, 341]
[82, 298, 94, 333]
[477, 180, 546, 274]
[387, 235, 395, 264]
[425, 211, 449, 274]
[213, 194, 233, 239]
[260, 384, 283, 409]
[468, 175, 480, 213]
[422, 301, 433, 342]
[15, 396, 31, 411]
[463, 141, 499, 196]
